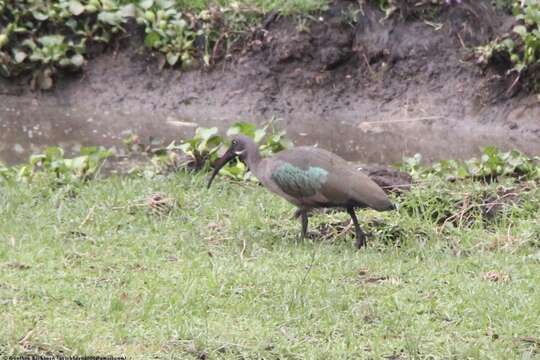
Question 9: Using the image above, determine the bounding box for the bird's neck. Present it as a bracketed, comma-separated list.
[244, 147, 262, 175]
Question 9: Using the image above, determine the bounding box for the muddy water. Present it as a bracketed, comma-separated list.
[0, 97, 202, 164]
[1, 94, 538, 166]
[2, 0, 540, 166]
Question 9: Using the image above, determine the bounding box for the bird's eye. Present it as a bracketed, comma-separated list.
[232, 140, 238, 146]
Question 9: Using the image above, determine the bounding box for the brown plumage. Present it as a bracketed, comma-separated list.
[208, 135, 395, 248]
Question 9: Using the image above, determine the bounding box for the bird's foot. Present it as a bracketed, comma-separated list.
[354, 233, 367, 249]
[297, 231, 319, 242]
[355, 238, 366, 248]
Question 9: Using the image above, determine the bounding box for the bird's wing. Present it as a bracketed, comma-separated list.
[269, 147, 393, 210]
[270, 160, 328, 198]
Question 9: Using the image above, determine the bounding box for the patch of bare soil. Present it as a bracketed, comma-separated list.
[1, 0, 539, 165]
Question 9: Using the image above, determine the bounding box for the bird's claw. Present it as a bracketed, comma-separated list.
[354, 233, 367, 249]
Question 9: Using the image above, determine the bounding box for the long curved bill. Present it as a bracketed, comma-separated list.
[207, 148, 236, 189]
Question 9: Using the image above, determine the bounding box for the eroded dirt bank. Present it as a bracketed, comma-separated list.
[1, 1, 539, 165]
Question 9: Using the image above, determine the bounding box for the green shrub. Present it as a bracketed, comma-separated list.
[476, 0, 540, 90]
[401, 146, 540, 181]
[0, 0, 252, 88]
[172, 121, 292, 181]
[0, 0, 133, 88]
[0, 146, 112, 185]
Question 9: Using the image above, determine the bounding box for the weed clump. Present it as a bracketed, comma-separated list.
[476, 0, 540, 92]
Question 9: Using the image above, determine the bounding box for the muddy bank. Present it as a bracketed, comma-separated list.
[1, 0, 539, 165]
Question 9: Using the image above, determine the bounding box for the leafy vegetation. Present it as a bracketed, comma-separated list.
[0, 0, 332, 89]
[0, 122, 290, 185]
[137, 1, 198, 68]
[0, 0, 132, 89]
[477, 0, 540, 90]
[129, 121, 292, 181]
[0, 0, 254, 88]
[0, 146, 112, 185]
[402, 146, 540, 181]
[1, 0, 247, 87]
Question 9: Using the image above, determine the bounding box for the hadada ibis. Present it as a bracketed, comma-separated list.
[207, 135, 395, 248]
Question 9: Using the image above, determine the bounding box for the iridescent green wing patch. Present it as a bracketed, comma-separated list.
[271, 163, 329, 197]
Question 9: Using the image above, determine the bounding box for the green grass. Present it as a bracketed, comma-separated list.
[176, 0, 330, 13]
[1, 172, 539, 359]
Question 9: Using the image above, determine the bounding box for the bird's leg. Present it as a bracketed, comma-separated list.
[294, 209, 309, 242]
[300, 211, 309, 242]
[346, 207, 366, 248]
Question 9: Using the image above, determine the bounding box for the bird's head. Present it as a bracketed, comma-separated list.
[207, 135, 255, 189]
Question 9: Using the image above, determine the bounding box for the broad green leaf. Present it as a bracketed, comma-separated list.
[196, 127, 218, 141]
[59, 58, 72, 67]
[22, 39, 36, 49]
[46, 147, 64, 160]
[513, 25, 528, 38]
[140, 0, 154, 10]
[98, 11, 122, 25]
[100, 0, 117, 11]
[227, 122, 256, 137]
[513, 63, 527, 72]
[69, 1, 86, 16]
[166, 52, 180, 66]
[71, 156, 89, 171]
[70, 54, 85, 67]
[205, 135, 223, 150]
[456, 165, 469, 178]
[119, 4, 136, 17]
[38, 35, 65, 47]
[63, 158, 74, 170]
[13, 49, 27, 63]
[501, 38, 515, 51]
[17, 165, 32, 180]
[482, 146, 499, 159]
[220, 160, 247, 179]
[156, 0, 175, 9]
[254, 128, 266, 143]
[80, 146, 98, 155]
[66, 19, 78, 30]
[29, 154, 46, 166]
[144, 32, 160, 47]
[178, 143, 192, 154]
[0, 34, 8, 49]
[32, 12, 49, 21]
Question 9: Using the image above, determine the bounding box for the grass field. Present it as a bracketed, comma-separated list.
[176, 0, 330, 13]
[1, 172, 539, 359]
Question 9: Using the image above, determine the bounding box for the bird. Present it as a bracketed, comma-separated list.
[207, 135, 395, 248]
